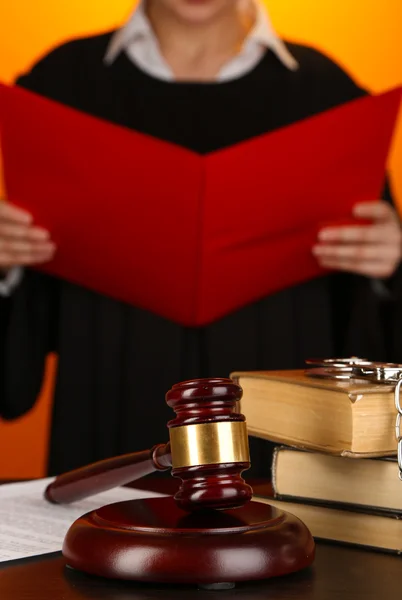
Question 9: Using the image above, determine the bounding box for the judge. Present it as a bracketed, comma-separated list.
[1, 0, 401, 476]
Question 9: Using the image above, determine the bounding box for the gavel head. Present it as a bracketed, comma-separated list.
[165, 377, 253, 512]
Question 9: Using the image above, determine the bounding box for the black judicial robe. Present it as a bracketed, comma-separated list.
[1, 33, 401, 477]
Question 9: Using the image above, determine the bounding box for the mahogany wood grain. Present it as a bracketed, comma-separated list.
[166, 378, 252, 511]
[45, 444, 171, 504]
[62, 497, 315, 584]
[45, 378, 252, 511]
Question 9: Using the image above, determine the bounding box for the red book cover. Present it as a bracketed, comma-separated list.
[0, 83, 400, 326]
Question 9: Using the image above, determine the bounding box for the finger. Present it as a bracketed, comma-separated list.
[353, 200, 397, 223]
[0, 255, 53, 268]
[0, 246, 56, 268]
[312, 243, 400, 262]
[0, 240, 56, 255]
[318, 224, 400, 244]
[0, 222, 50, 241]
[0, 202, 33, 225]
[317, 257, 398, 279]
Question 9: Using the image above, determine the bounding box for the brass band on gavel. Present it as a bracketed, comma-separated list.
[169, 421, 250, 469]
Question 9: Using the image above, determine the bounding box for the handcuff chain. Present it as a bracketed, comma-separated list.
[394, 378, 402, 481]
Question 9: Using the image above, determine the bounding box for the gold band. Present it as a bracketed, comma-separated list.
[169, 421, 250, 469]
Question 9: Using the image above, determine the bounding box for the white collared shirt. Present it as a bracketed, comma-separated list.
[1, 1, 297, 296]
[104, 0, 299, 79]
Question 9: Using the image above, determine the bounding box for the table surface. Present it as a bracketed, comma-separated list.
[0, 478, 400, 600]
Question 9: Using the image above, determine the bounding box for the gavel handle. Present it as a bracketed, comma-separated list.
[44, 443, 172, 504]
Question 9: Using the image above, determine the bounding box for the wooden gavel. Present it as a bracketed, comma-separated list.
[45, 378, 253, 512]
[45, 377, 315, 585]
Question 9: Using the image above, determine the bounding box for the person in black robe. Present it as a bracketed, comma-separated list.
[1, 0, 401, 477]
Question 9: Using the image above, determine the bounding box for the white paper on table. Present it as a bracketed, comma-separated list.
[0, 478, 166, 563]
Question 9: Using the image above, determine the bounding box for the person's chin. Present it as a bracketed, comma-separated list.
[174, 0, 226, 25]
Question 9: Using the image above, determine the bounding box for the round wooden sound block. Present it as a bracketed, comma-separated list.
[63, 497, 315, 587]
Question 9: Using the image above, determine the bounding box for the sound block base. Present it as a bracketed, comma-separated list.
[63, 497, 315, 586]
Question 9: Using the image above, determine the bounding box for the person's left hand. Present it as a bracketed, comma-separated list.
[313, 200, 402, 279]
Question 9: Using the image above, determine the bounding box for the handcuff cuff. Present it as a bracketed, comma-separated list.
[305, 357, 402, 480]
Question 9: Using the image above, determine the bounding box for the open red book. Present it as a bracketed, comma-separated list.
[0, 83, 400, 326]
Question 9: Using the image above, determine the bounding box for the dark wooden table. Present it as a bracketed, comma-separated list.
[0, 478, 400, 600]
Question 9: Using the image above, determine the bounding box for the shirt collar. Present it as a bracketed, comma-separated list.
[104, 1, 152, 65]
[104, 0, 298, 71]
[247, 1, 298, 71]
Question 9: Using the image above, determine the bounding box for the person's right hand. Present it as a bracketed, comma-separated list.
[0, 201, 56, 270]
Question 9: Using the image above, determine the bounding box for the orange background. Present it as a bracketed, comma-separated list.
[0, 0, 401, 479]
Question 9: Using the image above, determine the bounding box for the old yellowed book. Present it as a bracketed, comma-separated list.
[231, 369, 397, 457]
[255, 495, 402, 554]
[272, 447, 400, 512]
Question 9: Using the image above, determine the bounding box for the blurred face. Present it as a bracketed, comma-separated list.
[147, 0, 238, 26]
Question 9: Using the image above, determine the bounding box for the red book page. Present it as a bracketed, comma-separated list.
[200, 88, 402, 323]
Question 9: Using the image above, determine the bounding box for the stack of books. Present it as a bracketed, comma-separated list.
[231, 368, 402, 554]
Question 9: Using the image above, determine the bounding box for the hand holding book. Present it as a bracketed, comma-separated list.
[0, 200, 55, 269]
[314, 200, 402, 278]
